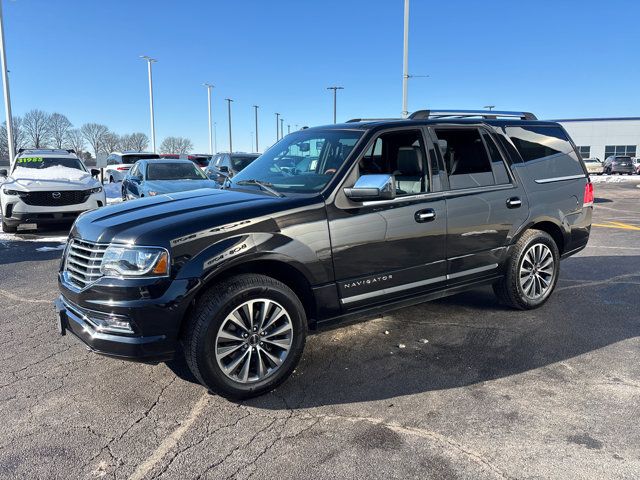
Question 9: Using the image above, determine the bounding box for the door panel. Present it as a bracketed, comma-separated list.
[327, 196, 446, 308]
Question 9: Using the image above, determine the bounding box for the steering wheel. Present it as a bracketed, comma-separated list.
[324, 168, 337, 175]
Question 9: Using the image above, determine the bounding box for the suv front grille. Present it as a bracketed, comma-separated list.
[22, 190, 90, 206]
[64, 239, 108, 289]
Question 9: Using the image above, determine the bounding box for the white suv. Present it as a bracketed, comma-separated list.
[0, 149, 106, 233]
[104, 151, 160, 182]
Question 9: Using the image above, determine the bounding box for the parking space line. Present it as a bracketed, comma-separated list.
[128, 393, 210, 480]
[592, 221, 640, 231]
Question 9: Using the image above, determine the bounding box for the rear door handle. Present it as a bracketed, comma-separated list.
[506, 197, 522, 209]
[415, 208, 436, 223]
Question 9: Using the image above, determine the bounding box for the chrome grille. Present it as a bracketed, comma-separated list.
[64, 239, 108, 289]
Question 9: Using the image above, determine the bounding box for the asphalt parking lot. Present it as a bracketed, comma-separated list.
[0, 181, 639, 480]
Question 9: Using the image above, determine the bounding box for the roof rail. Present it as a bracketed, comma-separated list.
[346, 118, 400, 123]
[409, 109, 537, 121]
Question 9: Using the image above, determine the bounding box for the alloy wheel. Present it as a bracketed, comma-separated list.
[215, 299, 293, 384]
[519, 243, 555, 300]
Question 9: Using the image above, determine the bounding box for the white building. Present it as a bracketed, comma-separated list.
[556, 117, 640, 160]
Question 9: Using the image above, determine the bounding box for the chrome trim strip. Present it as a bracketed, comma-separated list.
[447, 263, 498, 280]
[340, 263, 500, 304]
[534, 174, 585, 184]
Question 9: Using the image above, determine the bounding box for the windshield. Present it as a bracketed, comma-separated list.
[146, 162, 207, 180]
[191, 157, 211, 167]
[13, 156, 85, 171]
[122, 154, 160, 164]
[230, 130, 363, 193]
[230, 154, 259, 171]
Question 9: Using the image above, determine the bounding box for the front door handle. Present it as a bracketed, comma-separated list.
[506, 197, 522, 209]
[415, 208, 436, 223]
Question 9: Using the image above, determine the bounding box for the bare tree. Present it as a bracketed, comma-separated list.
[0, 116, 27, 161]
[80, 123, 109, 159]
[49, 113, 73, 148]
[64, 128, 86, 156]
[160, 136, 193, 155]
[129, 132, 149, 151]
[101, 131, 121, 153]
[23, 109, 52, 148]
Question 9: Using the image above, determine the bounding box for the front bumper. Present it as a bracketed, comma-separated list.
[56, 274, 198, 362]
[2, 193, 106, 225]
[4, 211, 84, 226]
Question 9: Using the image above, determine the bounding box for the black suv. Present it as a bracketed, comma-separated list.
[55, 110, 593, 399]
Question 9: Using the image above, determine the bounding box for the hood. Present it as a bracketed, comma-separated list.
[143, 179, 219, 195]
[70, 187, 312, 247]
[7, 166, 99, 191]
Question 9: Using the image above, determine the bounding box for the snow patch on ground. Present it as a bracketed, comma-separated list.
[590, 174, 640, 183]
[104, 182, 123, 204]
[35, 244, 67, 252]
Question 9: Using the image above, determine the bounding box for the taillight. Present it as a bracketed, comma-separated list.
[583, 182, 594, 207]
[116, 166, 130, 171]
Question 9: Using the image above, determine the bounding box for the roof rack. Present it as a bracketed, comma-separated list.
[17, 148, 78, 155]
[409, 109, 537, 120]
[346, 118, 400, 123]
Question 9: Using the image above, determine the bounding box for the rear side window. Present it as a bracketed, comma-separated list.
[506, 125, 583, 178]
[481, 132, 510, 185]
[433, 128, 495, 189]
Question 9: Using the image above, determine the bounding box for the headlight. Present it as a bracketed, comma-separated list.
[90, 186, 103, 194]
[2, 188, 26, 197]
[100, 245, 169, 277]
[148, 191, 158, 196]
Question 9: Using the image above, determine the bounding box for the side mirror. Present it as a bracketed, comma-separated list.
[90, 168, 100, 177]
[344, 174, 395, 202]
[0, 169, 7, 177]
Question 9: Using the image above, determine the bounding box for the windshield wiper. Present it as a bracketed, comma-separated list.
[234, 179, 284, 197]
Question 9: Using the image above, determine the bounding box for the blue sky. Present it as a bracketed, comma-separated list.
[2, 0, 640, 153]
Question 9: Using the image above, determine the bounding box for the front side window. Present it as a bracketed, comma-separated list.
[13, 156, 85, 172]
[359, 129, 430, 195]
[147, 162, 206, 180]
[433, 128, 494, 189]
[230, 129, 363, 194]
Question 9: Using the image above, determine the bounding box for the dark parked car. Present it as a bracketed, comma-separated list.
[56, 109, 592, 399]
[121, 159, 218, 200]
[603, 155, 634, 175]
[160, 154, 212, 170]
[204, 152, 260, 186]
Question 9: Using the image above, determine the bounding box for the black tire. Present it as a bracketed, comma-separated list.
[1, 220, 17, 233]
[182, 274, 307, 399]
[121, 189, 127, 202]
[493, 229, 560, 310]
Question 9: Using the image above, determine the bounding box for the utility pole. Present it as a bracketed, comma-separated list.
[0, 1, 14, 164]
[275, 113, 280, 142]
[213, 122, 217, 154]
[140, 55, 157, 152]
[203, 83, 214, 155]
[287, 124, 290, 135]
[253, 105, 259, 152]
[280, 118, 284, 138]
[225, 98, 233, 153]
[327, 86, 344, 123]
[401, 0, 410, 118]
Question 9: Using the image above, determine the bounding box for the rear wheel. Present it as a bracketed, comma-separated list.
[493, 229, 560, 310]
[1, 220, 17, 233]
[182, 274, 307, 399]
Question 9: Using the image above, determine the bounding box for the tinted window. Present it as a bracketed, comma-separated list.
[506, 125, 583, 178]
[122, 154, 161, 164]
[482, 132, 510, 184]
[147, 162, 206, 180]
[433, 128, 494, 189]
[360, 129, 429, 195]
[230, 155, 259, 171]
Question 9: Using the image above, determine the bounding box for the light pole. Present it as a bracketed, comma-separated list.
[140, 55, 157, 152]
[203, 83, 214, 155]
[0, 1, 14, 164]
[484, 105, 495, 111]
[253, 105, 259, 152]
[225, 98, 233, 153]
[327, 86, 344, 123]
[280, 118, 284, 139]
[275, 113, 280, 142]
[213, 122, 218, 154]
[401, 0, 410, 118]
[287, 124, 290, 135]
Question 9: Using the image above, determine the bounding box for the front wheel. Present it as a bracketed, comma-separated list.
[493, 229, 560, 310]
[182, 274, 307, 399]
